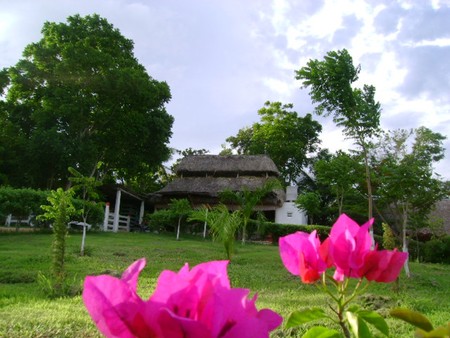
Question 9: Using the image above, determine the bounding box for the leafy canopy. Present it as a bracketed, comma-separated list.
[373, 127, 447, 234]
[295, 49, 380, 142]
[226, 101, 322, 184]
[1, 14, 173, 189]
[296, 49, 381, 224]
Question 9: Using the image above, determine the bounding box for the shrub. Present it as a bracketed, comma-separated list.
[0, 187, 49, 223]
[147, 209, 178, 232]
[257, 221, 331, 243]
[408, 239, 424, 262]
[422, 236, 450, 264]
[382, 223, 397, 250]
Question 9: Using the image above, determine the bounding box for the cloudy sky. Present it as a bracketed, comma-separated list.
[1, 0, 449, 179]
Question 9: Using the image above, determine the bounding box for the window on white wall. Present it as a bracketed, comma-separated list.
[287, 212, 293, 217]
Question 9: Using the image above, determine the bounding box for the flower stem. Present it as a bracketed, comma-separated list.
[338, 310, 351, 338]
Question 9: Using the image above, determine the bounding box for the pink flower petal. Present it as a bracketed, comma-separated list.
[257, 308, 283, 331]
[190, 260, 231, 289]
[121, 258, 147, 290]
[329, 214, 361, 239]
[221, 317, 276, 338]
[279, 231, 309, 275]
[328, 214, 374, 279]
[157, 308, 212, 338]
[368, 250, 408, 283]
[319, 238, 333, 267]
[84, 259, 281, 337]
[279, 231, 327, 283]
[150, 270, 192, 303]
[83, 275, 154, 337]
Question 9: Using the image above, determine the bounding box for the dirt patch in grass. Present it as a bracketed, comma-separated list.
[0, 226, 37, 233]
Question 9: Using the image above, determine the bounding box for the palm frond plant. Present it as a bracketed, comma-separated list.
[189, 204, 241, 260]
[220, 178, 281, 244]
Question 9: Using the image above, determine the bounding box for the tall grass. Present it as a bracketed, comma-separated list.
[0, 231, 448, 337]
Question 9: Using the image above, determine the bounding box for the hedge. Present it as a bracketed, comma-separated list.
[246, 219, 330, 243]
[0, 187, 49, 221]
[422, 236, 450, 264]
[0, 186, 104, 227]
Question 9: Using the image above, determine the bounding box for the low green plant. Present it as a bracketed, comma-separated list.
[259, 221, 331, 243]
[68, 166, 103, 256]
[38, 188, 78, 296]
[148, 209, 178, 232]
[168, 198, 192, 240]
[36, 271, 54, 297]
[382, 222, 397, 250]
[219, 178, 282, 244]
[189, 204, 241, 260]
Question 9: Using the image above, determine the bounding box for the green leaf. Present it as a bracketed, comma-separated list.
[347, 304, 360, 312]
[286, 308, 330, 328]
[346, 311, 372, 338]
[302, 326, 341, 338]
[416, 324, 450, 338]
[390, 308, 434, 332]
[357, 310, 389, 336]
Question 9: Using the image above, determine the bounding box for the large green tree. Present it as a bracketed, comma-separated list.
[1, 14, 173, 189]
[296, 149, 336, 225]
[372, 127, 446, 274]
[226, 101, 322, 184]
[315, 150, 363, 216]
[296, 49, 381, 240]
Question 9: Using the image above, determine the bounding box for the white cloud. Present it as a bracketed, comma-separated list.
[402, 37, 450, 47]
[262, 77, 295, 100]
[0, 0, 449, 180]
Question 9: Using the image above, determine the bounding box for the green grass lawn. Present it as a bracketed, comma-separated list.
[0, 231, 448, 337]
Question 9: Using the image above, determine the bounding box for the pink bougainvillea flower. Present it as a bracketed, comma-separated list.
[327, 214, 374, 281]
[83, 258, 159, 337]
[279, 230, 328, 283]
[359, 249, 408, 283]
[83, 259, 282, 338]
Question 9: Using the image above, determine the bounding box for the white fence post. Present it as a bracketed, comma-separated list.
[103, 203, 110, 231]
[113, 189, 121, 233]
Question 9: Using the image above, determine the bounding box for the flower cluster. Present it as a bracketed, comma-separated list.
[83, 259, 282, 338]
[279, 213, 408, 284]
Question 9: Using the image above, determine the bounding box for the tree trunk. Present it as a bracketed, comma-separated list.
[362, 143, 375, 247]
[402, 204, 411, 278]
[80, 214, 88, 256]
[203, 209, 208, 239]
[176, 217, 181, 240]
[241, 219, 247, 245]
[338, 190, 344, 215]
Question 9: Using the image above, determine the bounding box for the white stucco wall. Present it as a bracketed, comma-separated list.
[275, 201, 308, 225]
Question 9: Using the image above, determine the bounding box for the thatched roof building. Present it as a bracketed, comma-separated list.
[156, 155, 285, 211]
[175, 155, 280, 177]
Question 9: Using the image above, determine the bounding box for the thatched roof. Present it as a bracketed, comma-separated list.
[157, 176, 285, 207]
[155, 155, 284, 208]
[175, 155, 280, 177]
[159, 176, 277, 196]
